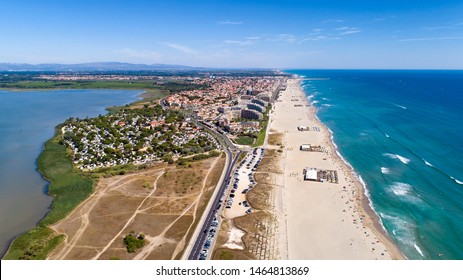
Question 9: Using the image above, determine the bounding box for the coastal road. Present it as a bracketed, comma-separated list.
[161, 101, 243, 259]
[187, 148, 241, 260]
[186, 122, 242, 260]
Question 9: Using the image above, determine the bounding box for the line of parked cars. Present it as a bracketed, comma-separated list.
[199, 148, 265, 260]
[199, 215, 219, 260]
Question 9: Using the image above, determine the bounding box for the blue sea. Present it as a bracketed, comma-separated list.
[0, 89, 141, 257]
[288, 70, 463, 259]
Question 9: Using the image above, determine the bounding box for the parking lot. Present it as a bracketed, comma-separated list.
[198, 147, 265, 260]
[224, 147, 265, 219]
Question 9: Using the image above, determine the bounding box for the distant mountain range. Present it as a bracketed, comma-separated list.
[0, 62, 195, 71]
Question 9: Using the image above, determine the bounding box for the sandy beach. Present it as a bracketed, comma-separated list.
[269, 78, 403, 260]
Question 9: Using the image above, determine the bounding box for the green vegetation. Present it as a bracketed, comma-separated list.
[252, 106, 271, 147]
[123, 232, 145, 253]
[62, 105, 217, 170]
[176, 151, 221, 166]
[38, 132, 95, 226]
[235, 135, 255, 145]
[3, 225, 64, 260]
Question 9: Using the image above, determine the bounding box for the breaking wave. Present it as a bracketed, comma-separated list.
[383, 153, 411, 164]
[381, 167, 390, 174]
[390, 182, 412, 196]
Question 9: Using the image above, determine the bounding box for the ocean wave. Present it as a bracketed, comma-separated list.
[420, 158, 463, 186]
[392, 103, 407, 109]
[307, 94, 315, 100]
[383, 153, 411, 164]
[381, 167, 390, 174]
[321, 97, 330, 101]
[390, 182, 412, 196]
[451, 176, 463, 185]
[380, 213, 427, 258]
[311, 100, 319, 105]
[423, 159, 434, 167]
[414, 243, 425, 257]
[322, 104, 332, 107]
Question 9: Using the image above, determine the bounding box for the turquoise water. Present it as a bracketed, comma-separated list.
[0, 89, 141, 257]
[288, 70, 463, 259]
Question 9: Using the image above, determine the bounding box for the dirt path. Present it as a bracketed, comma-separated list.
[47, 156, 224, 260]
[49, 173, 146, 260]
[170, 157, 219, 259]
[91, 169, 165, 260]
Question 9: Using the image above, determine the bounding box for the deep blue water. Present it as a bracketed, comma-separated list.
[288, 70, 463, 259]
[0, 89, 141, 257]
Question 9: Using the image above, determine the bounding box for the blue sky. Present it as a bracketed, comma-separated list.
[1, 0, 463, 69]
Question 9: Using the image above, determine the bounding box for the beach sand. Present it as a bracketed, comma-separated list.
[269, 78, 403, 260]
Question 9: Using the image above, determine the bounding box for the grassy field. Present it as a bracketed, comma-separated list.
[235, 136, 255, 146]
[37, 132, 95, 226]
[252, 118, 269, 147]
[3, 227, 65, 260]
[252, 106, 271, 147]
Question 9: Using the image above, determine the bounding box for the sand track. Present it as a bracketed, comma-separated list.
[48, 156, 225, 260]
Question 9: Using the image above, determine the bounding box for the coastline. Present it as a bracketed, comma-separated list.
[2, 89, 145, 259]
[270, 78, 404, 259]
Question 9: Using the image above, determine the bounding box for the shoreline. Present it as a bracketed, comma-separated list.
[2, 89, 146, 259]
[311, 104, 404, 259]
[270, 78, 404, 259]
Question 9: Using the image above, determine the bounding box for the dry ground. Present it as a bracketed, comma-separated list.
[48, 156, 225, 260]
[213, 146, 283, 260]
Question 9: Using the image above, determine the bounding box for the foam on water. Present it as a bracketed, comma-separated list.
[423, 159, 434, 167]
[414, 244, 425, 257]
[451, 177, 463, 185]
[379, 212, 424, 258]
[391, 102, 407, 109]
[390, 182, 412, 196]
[383, 153, 411, 164]
[381, 167, 390, 174]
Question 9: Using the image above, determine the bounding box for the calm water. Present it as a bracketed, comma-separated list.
[0, 89, 141, 257]
[288, 70, 463, 259]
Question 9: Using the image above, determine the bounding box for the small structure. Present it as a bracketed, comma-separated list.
[303, 167, 318, 181]
[300, 144, 324, 152]
[300, 144, 312, 151]
[303, 167, 338, 183]
[297, 126, 310, 131]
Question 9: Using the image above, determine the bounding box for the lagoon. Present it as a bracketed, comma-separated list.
[0, 89, 141, 257]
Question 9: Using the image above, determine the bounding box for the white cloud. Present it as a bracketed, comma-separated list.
[422, 26, 454, 31]
[244, 36, 261, 40]
[272, 34, 298, 43]
[336, 27, 361, 35]
[218, 20, 243, 25]
[398, 36, 463, 42]
[322, 19, 344, 23]
[159, 42, 197, 55]
[224, 40, 256, 46]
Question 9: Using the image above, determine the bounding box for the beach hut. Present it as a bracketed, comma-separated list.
[303, 167, 318, 181]
[300, 144, 312, 151]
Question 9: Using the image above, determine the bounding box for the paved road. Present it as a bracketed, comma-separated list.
[160, 100, 242, 259]
[187, 122, 242, 260]
[188, 149, 241, 260]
